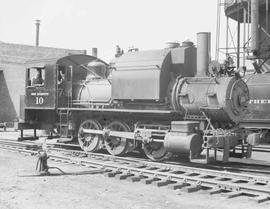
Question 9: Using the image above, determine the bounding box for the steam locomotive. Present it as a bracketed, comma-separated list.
[19, 33, 251, 162]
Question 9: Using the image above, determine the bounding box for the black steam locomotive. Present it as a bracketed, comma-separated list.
[19, 33, 251, 162]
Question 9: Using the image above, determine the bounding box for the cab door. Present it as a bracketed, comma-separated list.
[57, 65, 73, 108]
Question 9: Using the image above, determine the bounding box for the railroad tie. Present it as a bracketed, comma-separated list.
[118, 172, 133, 180]
[105, 170, 122, 177]
[145, 167, 158, 171]
[224, 191, 243, 198]
[254, 195, 270, 203]
[152, 179, 172, 187]
[181, 184, 201, 193]
[129, 163, 145, 168]
[155, 168, 170, 172]
[208, 188, 223, 195]
[127, 175, 146, 182]
[217, 183, 240, 191]
[168, 182, 189, 190]
[141, 177, 160, 185]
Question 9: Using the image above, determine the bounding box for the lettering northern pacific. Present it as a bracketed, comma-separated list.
[249, 99, 270, 104]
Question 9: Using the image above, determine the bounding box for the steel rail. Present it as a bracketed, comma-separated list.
[234, 146, 270, 153]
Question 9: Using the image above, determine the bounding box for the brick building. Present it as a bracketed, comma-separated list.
[0, 41, 86, 124]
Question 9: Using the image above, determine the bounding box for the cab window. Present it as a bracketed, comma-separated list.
[58, 65, 72, 83]
[27, 67, 45, 87]
[58, 66, 66, 85]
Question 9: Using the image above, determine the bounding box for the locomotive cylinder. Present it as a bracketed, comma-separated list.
[171, 76, 249, 124]
[164, 121, 203, 157]
[164, 132, 202, 157]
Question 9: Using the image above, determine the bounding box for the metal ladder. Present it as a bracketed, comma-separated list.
[59, 109, 69, 137]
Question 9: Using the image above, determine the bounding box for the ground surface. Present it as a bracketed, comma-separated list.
[1, 130, 270, 209]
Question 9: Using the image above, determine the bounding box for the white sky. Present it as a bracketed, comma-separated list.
[0, 0, 220, 62]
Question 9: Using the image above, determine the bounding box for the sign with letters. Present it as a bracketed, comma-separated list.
[30, 92, 49, 105]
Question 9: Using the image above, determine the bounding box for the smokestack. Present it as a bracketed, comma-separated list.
[35, 20, 40, 46]
[197, 32, 211, 76]
[251, 0, 259, 55]
[92, 48, 98, 57]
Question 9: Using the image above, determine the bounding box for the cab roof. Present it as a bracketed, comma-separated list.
[25, 54, 108, 68]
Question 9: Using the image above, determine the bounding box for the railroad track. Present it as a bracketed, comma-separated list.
[234, 145, 270, 154]
[251, 145, 270, 153]
[1, 138, 269, 173]
[1, 139, 270, 203]
[2, 138, 270, 175]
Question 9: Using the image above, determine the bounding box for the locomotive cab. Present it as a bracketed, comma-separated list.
[21, 60, 59, 132]
[19, 54, 109, 137]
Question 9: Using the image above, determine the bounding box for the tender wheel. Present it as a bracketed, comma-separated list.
[78, 119, 102, 152]
[143, 141, 172, 161]
[104, 121, 131, 156]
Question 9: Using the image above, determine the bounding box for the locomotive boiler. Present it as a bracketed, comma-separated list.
[19, 33, 250, 162]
